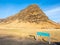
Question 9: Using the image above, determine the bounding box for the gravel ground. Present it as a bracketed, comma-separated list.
[0, 36, 59, 45]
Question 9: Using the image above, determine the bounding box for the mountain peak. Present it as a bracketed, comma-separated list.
[27, 4, 39, 8]
[16, 4, 49, 23]
[0, 4, 49, 23]
[0, 4, 60, 29]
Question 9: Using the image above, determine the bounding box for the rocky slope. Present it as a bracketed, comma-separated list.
[0, 4, 60, 29]
[0, 4, 49, 23]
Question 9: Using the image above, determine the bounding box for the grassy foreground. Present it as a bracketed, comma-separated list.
[0, 28, 60, 42]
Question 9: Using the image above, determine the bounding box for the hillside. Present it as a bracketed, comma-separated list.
[0, 4, 60, 29]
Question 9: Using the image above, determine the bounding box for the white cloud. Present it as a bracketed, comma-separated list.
[44, 7, 60, 23]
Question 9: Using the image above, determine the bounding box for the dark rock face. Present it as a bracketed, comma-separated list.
[0, 19, 5, 23]
[54, 42, 60, 45]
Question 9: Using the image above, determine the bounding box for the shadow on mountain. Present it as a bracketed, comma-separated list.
[0, 35, 59, 45]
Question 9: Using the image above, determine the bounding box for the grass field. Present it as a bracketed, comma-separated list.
[0, 28, 60, 42]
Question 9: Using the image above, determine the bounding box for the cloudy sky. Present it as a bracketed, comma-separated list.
[0, 0, 60, 23]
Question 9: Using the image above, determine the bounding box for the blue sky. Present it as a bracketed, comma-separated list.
[0, 0, 60, 23]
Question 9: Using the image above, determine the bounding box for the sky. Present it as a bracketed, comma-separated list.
[0, 0, 60, 23]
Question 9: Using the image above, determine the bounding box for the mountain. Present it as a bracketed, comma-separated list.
[0, 4, 49, 23]
[0, 4, 60, 29]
